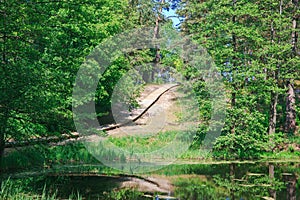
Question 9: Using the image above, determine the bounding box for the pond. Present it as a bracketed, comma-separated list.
[1, 161, 299, 199]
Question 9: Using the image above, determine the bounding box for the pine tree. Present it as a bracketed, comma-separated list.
[178, 0, 300, 158]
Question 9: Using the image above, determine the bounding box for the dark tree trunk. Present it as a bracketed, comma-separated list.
[283, 173, 297, 200]
[268, 163, 276, 199]
[0, 111, 8, 161]
[287, 176, 297, 200]
[152, 0, 164, 82]
[0, 132, 4, 159]
[0, 110, 8, 192]
[142, 71, 150, 83]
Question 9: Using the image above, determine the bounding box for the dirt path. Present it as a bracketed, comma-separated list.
[98, 83, 178, 132]
[108, 85, 181, 137]
[56, 83, 180, 144]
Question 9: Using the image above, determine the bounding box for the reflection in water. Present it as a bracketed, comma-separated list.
[283, 172, 297, 200]
[2, 162, 299, 199]
[174, 162, 299, 200]
[269, 163, 276, 199]
[230, 163, 236, 200]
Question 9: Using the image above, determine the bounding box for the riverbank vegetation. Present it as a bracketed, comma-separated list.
[1, 0, 299, 199]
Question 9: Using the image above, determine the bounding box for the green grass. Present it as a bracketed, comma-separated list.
[261, 151, 300, 160]
[2, 130, 300, 175]
[0, 178, 82, 200]
[3, 136, 299, 174]
[107, 130, 178, 153]
[178, 148, 213, 160]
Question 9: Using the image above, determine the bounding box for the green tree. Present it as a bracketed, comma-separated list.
[178, 0, 299, 158]
[284, 0, 299, 134]
[179, 0, 269, 158]
[0, 0, 138, 159]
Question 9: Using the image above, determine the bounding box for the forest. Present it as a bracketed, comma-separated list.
[0, 0, 299, 199]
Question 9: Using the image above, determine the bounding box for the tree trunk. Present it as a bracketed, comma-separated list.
[285, 81, 296, 134]
[230, 0, 237, 135]
[268, 1, 281, 137]
[142, 71, 150, 83]
[0, 1, 7, 161]
[152, 0, 164, 82]
[268, 163, 276, 199]
[230, 91, 236, 134]
[291, 0, 298, 54]
[269, 91, 278, 136]
[0, 111, 8, 194]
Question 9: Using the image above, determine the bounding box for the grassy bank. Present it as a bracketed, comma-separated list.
[1, 135, 300, 174]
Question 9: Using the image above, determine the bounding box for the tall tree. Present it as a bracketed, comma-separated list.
[266, 0, 282, 136]
[284, 0, 299, 134]
[180, 0, 270, 158]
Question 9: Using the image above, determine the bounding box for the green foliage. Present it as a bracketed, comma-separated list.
[213, 134, 267, 160]
[177, 0, 300, 159]
[96, 54, 146, 118]
[213, 111, 269, 159]
[0, 0, 139, 155]
[0, 0, 299, 172]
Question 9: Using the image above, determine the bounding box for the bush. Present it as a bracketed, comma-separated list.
[213, 132, 268, 160]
